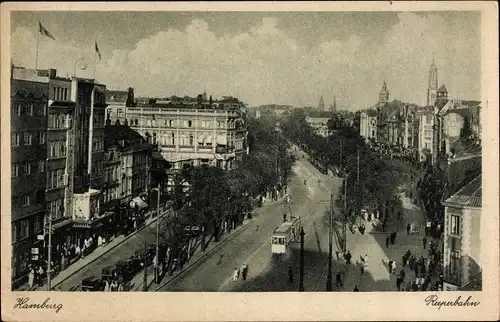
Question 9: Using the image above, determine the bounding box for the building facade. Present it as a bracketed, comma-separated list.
[359, 111, 378, 142]
[11, 69, 50, 283]
[107, 95, 247, 170]
[441, 175, 482, 291]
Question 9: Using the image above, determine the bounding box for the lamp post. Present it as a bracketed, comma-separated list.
[73, 57, 87, 77]
[142, 238, 148, 291]
[153, 183, 161, 284]
[299, 227, 305, 292]
[326, 191, 334, 291]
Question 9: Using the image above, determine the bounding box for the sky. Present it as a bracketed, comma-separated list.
[11, 11, 481, 109]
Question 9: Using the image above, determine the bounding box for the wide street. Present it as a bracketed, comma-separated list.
[157, 149, 343, 292]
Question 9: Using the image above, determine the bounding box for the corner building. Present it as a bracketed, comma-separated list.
[111, 96, 248, 170]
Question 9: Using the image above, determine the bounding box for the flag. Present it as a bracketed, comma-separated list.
[39, 22, 55, 40]
[95, 41, 102, 61]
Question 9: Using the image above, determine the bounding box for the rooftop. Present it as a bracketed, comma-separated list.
[104, 123, 153, 152]
[443, 175, 482, 208]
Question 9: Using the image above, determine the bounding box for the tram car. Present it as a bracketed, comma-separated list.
[271, 216, 302, 256]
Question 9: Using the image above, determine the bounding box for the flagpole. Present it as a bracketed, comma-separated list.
[93, 47, 97, 82]
[36, 24, 40, 70]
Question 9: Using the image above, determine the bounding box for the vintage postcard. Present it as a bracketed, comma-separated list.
[1, 1, 498, 321]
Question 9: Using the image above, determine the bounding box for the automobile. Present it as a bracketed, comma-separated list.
[183, 226, 202, 237]
[81, 275, 102, 292]
[101, 265, 118, 282]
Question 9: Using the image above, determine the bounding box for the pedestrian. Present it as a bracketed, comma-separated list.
[288, 266, 294, 283]
[233, 268, 239, 282]
[353, 285, 359, 292]
[241, 264, 248, 281]
[60, 253, 66, 271]
[388, 260, 393, 274]
[104, 280, 110, 292]
[423, 236, 427, 249]
[335, 272, 342, 287]
[406, 223, 411, 236]
[345, 251, 352, 265]
[390, 232, 397, 244]
[385, 235, 390, 248]
[37, 266, 44, 286]
[396, 276, 402, 291]
[117, 283, 124, 292]
[28, 268, 35, 290]
[283, 213, 287, 223]
[391, 261, 397, 274]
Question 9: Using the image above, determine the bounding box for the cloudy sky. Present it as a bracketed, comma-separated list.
[11, 11, 481, 109]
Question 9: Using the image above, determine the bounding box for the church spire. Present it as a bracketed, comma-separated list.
[319, 95, 325, 111]
[332, 96, 337, 113]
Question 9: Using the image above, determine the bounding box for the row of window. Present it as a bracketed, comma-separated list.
[127, 118, 237, 129]
[47, 198, 64, 221]
[133, 154, 150, 167]
[92, 137, 104, 152]
[47, 168, 66, 190]
[12, 102, 46, 117]
[11, 132, 46, 146]
[93, 114, 105, 128]
[52, 86, 70, 101]
[48, 113, 70, 129]
[104, 165, 120, 183]
[12, 161, 45, 177]
[11, 216, 42, 244]
[12, 189, 45, 208]
[48, 140, 67, 159]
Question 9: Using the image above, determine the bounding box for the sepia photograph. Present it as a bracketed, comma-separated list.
[1, 1, 498, 321]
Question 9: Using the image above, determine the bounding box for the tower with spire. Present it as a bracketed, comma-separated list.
[319, 95, 325, 111]
[332, 96, 337, 113]
[378, 79, 390, 105]
[427, 53, 438, 106]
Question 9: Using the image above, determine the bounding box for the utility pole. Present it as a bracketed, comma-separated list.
[326, 191, 333, 291]
[155, 182, 160, 284]
[357, 147, 361, 226]
[46, 213, 52, 291]
[143, 238, 148, 291]
[299, 227, 305, 292]
[343, 175, 347, 253]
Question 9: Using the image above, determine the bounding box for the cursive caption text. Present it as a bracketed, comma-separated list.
[425, 295, 480, 310]
[13, 297, 63, 313]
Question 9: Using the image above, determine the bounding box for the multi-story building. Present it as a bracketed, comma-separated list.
[441, 175, 482, 291]
[359, 110, 378, 142]
[306, 111, 334, 137]
[11, 68, 50, 285]
[106, 88, 134, 121]
[416, 106, 435, 162]
[104, 121, 153, 205]
[108, 95, 247, 170]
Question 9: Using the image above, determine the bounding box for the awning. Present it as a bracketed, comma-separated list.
[47, 218, 73, 232]
[205, 135, 213, 144]
[197, 135, 205, 143]
[130, 196, 148, 210]
[216, 135, 227, 145]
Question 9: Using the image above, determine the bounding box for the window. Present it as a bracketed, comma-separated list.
[12, 103, 21, 116]
[169, 120, 173, 127]
[450, 214, 460, 235]
[11, 132, 21, 146]
[64, 88, 68, 100]
[450, 249, 461, 278]
[34, 214, 43, 234]
[134, 119, 138, 126]
[39, 132, 46, 144]
[171, 133, 175, 145]
[12, 224, 17, 244]
[20, 219, 30, 240]
[189, 135, 194, 146]
[12, 163, 19, 178]
[28, 103, 34, 116]
[21, 194, 30, 207]
[25, 133, 33, 146]
[26, 163, 32, 175]
[36, 189, 45, 204]
[188, 120, 192, 127]
[117, 109, 123, 118]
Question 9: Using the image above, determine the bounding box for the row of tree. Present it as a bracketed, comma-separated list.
[281, 109, 407, 228]
[151, 116, 295, 248]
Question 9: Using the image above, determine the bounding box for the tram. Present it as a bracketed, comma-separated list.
[271, 216, 302, 256]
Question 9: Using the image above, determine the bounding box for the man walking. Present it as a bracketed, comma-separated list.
[335, 272, 343, 288]
[288, 266, 294, 283]
[385, 235, 390, 248]
[406, 223, 411, 236]
[422, 236, 427, 249]
[388, 260, 393, 274]
[345, 250, 352, 265]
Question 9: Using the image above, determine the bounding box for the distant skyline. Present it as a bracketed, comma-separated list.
[11, 11, 481, 109]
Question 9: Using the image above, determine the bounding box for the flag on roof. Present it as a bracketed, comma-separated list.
[95, 41, 102, 61]
[39, 22, 55, 40]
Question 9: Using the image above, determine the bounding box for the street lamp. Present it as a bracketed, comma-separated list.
[152, 182, 161, 284]
[73, 57, 87, 77]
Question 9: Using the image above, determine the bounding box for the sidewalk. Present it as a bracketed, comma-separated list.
[17, 213, 159, 291]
